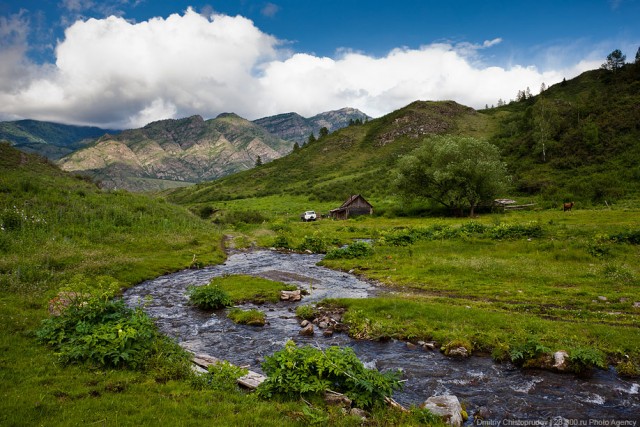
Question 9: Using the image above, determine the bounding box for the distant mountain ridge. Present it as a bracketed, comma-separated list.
[58, 113, 293, 191]
[0, 120, 118, 160]
[253, 107, 370, 144]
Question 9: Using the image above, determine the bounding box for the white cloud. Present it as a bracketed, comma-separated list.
[0, 9, 608, 129]
[261, 3, 280, 18]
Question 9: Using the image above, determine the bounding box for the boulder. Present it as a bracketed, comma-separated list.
[280, 290, 302, 301]
[553, 350, 569, 372]
[48, 291, 87, 316]
[299, 324, 314, 336]
[446, 346, 469, 358]
[421, 395, 464, 427]
[300, 320, 309, 327]
[349, 408, 369, 420]
[324, 391, 352, 407]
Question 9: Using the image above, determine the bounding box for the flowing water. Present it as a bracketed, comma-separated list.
[123, 250, 639, 422]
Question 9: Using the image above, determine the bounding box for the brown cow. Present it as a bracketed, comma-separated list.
[563, 202, 574, 212]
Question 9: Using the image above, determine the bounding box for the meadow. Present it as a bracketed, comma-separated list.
[214, 198, 640, 373]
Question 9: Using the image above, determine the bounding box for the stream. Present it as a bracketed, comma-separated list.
[123, 250, 639, 422]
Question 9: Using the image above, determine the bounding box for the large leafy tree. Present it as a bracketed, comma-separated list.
[395, 135, 510, 216]
[602, 49, 626, 71]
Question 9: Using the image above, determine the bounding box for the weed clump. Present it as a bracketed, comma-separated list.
[257, 340, 403, 409]
[325, 241, 373, 259]
[187, 284, 233, 310]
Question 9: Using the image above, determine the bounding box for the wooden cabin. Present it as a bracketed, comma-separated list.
[330, 195, 373, 220]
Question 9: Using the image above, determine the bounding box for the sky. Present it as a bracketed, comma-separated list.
[0, 0, 638, 129]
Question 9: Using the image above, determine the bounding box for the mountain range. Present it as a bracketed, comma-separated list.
[253, 107, 370, 144]
[1, 108, 369, 192]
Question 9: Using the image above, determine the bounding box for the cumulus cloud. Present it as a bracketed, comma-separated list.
[0, 8, 602, 128]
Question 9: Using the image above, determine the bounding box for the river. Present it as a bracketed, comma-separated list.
[123, 250, 639, 422]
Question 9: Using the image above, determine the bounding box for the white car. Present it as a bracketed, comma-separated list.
[301, 211, 317, 221]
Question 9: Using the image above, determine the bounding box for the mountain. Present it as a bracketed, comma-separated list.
[167, 63, 640, 206]
[0, 120, 117, 160]
[253, 107, 370, 144]
[58, 113, 293, 192]
[167, 100, 489, 204]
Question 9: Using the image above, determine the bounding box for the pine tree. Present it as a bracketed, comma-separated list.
[635, 46, 640, 64]
[602, 49, 626, 71]
[308, 133, 316, 144]
[255, 156, 262, 167]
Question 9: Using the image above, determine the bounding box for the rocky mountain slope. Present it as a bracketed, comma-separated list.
[58, 114, 292, 192]
[253, 107, 370, 144]
[0, 120, 117, 160]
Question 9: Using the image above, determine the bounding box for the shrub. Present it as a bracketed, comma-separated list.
[488, 222, 543, 239]
[257, 340, 403, 409]
[325, 241, 373, 259]
[227, 308, 266, 326]
[509, 338, 551, 366]
[298, 235, 326, 253]
[36, 296, 160, 369]
[187, 284, 233, 310]
[191, 360, 248, 391]
[569, 348, 606, 373]
[273, 235, 291, 249]
[609, 229, 640, 245]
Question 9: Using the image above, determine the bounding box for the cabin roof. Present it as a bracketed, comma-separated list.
[330, 194, 373, 213]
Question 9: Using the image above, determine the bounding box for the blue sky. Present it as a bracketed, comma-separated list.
[0, 0, 638, 128]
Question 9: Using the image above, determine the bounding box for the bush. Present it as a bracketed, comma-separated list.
[325, 241, 373, 259]
[569, 348, 606, 373]
[187, 284, 233, 310]
[273, 235, 291, 249]
[37, 296, 160, 369]
[298, 235, 326, 253]
[488, 222, 543, 239]
[609, 229, 640, 245]
[191, 360, 248, 391]
[257, 340, 403, 409]
[509, 338, 551, 366]
[227, 308, 266, 326]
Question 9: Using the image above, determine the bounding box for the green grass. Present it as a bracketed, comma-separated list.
[222, 198, 640, 371]
[227, 308, 267, 326]
[208, 274, 298, 304]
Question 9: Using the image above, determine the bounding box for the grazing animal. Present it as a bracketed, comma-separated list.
[563, 202, 574, 212]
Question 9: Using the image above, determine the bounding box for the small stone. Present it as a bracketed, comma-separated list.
[349, 408, 369, 419]
[424, 342, 436, 350]
[280, 290, 302, 302]
[620, 298, 628, 303]
[447, 347, 469, 358]
[319, 321, 328, 329]
[421, 395, 463, 427]
[553, 350, 569, 372]
[474, 406, 491, 421]
[417, 341, 426, 346]
[598, 296, 608, 301]
[634, 302, 640, 309]
[324, 391, 351, 407]
[299, 324, 314, 336]
[323, 329, 334, 337]
[300, 320, 309, 327]
[406, 342, 417, 350]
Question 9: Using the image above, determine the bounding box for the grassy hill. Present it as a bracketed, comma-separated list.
[489, 64, 640, 204]
[167, 64, 640, 210]
[0, 119, 117, 160]
[167, 100, 495, 206]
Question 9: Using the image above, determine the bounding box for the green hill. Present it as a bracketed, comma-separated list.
[167, 64, 640, 208]
[0, 119, 117, 160]
[167, 100, 494, 205]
